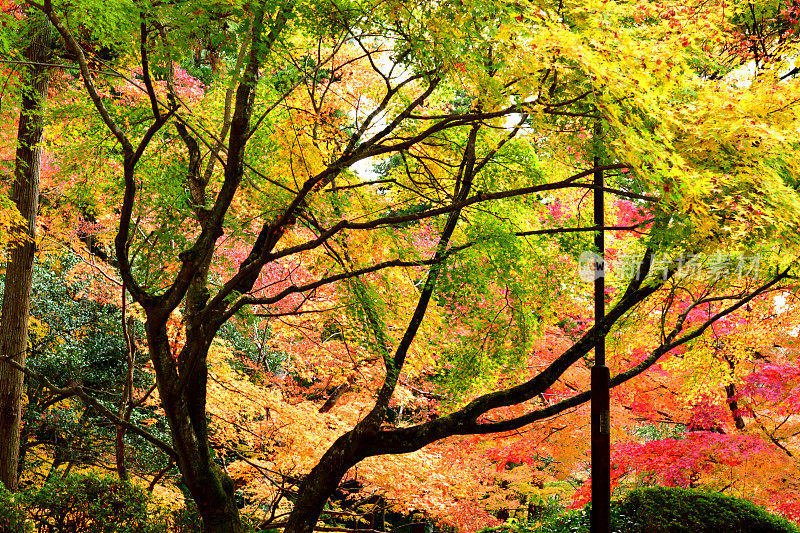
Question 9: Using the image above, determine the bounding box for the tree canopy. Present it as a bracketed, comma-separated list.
[1, 0, 800, 532]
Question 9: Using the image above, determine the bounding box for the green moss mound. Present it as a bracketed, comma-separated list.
[620, 486, 799, 533]
[519, 486, 799, 533]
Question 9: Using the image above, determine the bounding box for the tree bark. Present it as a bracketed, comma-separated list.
[284, 431, 367, 533]
[0, 18, 51, 491]
[725, 382, 746, 430]
[724, 357, 746, 430]
[146, 322, 243, 533]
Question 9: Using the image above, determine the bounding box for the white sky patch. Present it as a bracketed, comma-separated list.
[350, 157, 377, 180]
[774, 291, 800, 337]
[774, 292, 788, 314]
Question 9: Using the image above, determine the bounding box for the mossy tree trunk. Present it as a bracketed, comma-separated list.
[0, 17, 51, 492]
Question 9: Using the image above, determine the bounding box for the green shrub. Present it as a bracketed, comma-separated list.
[24, 473, 151, 533]
[0, 483, 30, 533]
[4, 472, 275, 533]
[495, 486, 800, 533]
[621, 486, 799, 533]
[147, 499, 203, 533]
[524, 502, 636, 533]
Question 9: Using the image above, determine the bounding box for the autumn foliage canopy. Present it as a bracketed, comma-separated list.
[1, 0, 800, 532]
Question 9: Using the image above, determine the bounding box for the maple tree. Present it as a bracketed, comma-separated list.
[1, 0, 800, 532]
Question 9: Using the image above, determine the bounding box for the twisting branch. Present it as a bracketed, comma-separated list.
[214, 244, 471, 328]
[369, 123, 480, 417]
[0, 357, 177, 459]
[203, 162, 632, 323]
[359, 249, 664, 455]
[139, 20, 160, 120]
[155, 0, 280, 316]
[40, 0, 132, 154]
[366, 265, 791, 454]
[39, 0, 159, 308]
[471, 269, 791, 433]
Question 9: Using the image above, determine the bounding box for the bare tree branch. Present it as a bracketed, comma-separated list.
[0, 357, 177, 459]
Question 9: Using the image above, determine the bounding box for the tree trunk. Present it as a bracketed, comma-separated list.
[725, 383, 746, 430]
[724, 357, 745, 430]
[115, 313, 137, 481]
[0, 18, 51, 491]
[284, 431, 367, 533]
[146, 322, 243, 533]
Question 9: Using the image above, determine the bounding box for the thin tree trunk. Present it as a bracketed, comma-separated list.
[724, 357, 746, 430]
[725, 383, 746, 430]
[0, 18, 50, 491]
[116, 306, 136, 481]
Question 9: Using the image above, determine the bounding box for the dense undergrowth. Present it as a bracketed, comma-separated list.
[4, 475, 798, 533]
[0, 473, 205, 533]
